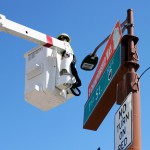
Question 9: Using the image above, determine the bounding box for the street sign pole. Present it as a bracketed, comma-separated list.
[118, 9, 141, 150]
[127, 9, 141, 150]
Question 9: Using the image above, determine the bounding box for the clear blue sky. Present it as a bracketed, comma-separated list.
[0, 1, 149, 150]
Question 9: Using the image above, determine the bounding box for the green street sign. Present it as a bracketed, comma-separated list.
[84, 45, 121, 125]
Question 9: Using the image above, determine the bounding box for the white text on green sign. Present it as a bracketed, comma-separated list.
[84, 45, 121, 125]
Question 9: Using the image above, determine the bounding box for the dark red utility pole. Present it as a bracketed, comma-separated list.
[121, 9, 142, 150]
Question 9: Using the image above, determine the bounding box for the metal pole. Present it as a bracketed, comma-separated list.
[126, 9, 141, 150]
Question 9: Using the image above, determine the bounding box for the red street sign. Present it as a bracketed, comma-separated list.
[88, 21, 122, 98]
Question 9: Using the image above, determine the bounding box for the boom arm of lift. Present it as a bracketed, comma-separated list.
[0, 14, 65, 50]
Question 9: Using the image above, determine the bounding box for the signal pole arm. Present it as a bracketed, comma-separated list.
[0, 14, 66, 50]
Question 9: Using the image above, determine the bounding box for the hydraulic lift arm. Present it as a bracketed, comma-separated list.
[0, 14, 65, 50]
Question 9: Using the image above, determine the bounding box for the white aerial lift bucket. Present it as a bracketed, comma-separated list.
[24, 46, 75, 111]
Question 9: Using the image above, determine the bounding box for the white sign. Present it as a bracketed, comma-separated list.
[115, 92, 133, 150]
